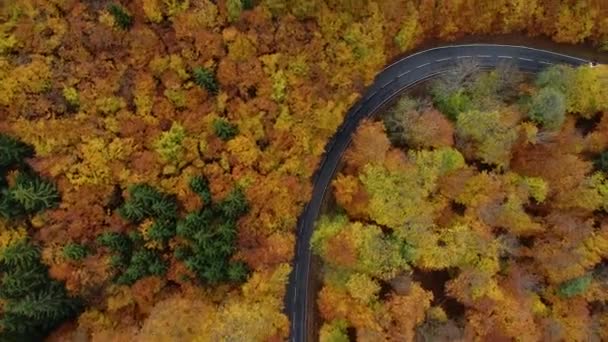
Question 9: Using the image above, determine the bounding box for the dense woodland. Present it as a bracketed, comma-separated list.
[0, 0, 607, 340]
[314, 63, 608, 341]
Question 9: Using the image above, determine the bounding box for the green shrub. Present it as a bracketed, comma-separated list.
[62, 243, 88, 261]
[193, 66, 219, 94]
[213, 118, 239, 141]
[108, 3, 133, 30]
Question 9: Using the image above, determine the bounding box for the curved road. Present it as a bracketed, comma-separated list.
[285, 44, 589, 342]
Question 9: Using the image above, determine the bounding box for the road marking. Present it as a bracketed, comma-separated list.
[539, 60, 553, 65]
[477, 54, 492, 58]
[519, 57, 534, 62]
[380, 80, 392, 89]
[364, 90, 377, 101]
[435, 57, 451, 62]
[397, 69, 412, 78]
[381, 44, 589, 71]
[415, 62, 430, 69]
[457, 55, 472, 59]
[498, 55, 513, 59]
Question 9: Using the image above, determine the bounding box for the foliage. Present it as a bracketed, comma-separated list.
[226, 0, 243, 23]
[169, 176, 250, 284]
[317, 62, 608, 339]
[558, 274, 593, 298]
[213, 118, 239, 141]
[0, 241, 81, 340]
[108, 3, 134, 30]
[62, 243, 88, 261]
[595, 151, 608, 173]
[154, 123, 186, 164]
[9, 173, 60, 214]
[2, 0, 608, 340]
[192, 66, 219, 94]
[528, 87, 566, 130]
[119, 184, 178, 222]
[0, 133, 33, 172]
[319, 319, 350, 342]
[456, 109, 518, 168]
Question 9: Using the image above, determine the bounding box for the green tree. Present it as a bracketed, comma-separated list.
[192, 66, 219, 94]
[190, 175, 212, 204]
[119, 184, 178, 222]
[97, 232, 132, 256]
[0, 241, 81, 340]
[528, 87, 566, 131]
[174, 181, 250, 284]
[9, 173, 60, 214]
[213, 118, 239, 141]
[0, 134, 33, 172]
[594, 151, 608, 173]
[115, 249, 167, 285]
[535, 64, 574, 93]
[456, 110, 518, 168]
[62, 243, 88, 261]
[108, 3, 133, 30]
[319, 319, 350, 342]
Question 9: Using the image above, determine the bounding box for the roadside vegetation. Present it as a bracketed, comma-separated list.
[314, 62, 608, 341]
[0, 0, 607, 340]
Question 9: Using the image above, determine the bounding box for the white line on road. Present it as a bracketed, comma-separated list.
[539, 60, 553, 65]
[415, 62, 430, 69]
[397, 69, 412, 78]
[477, 54, 492, 58]
[457, 55, 472, 59]
[519, 57, 534, 62]
[435, 57, 451, 62]
[498, 55, 513, 59]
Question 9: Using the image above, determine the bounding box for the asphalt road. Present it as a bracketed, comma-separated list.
[285, 44, 589, 342]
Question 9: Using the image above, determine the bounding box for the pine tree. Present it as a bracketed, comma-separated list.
[118, 184, 178, 222]
[107, 3, 133, 30]
[218, 188, 249, 220]
[190, 175, 212, 205]
[213, 118, 239, 141]
[147, 219, 176, 243]
[192, 67, 219, 94]
[115, 249, 167, 285]
[9, 173, 60, 213]
[0, 134, 33, 172]
[96, 232, 132, 256]
[0, 242, 81, 340]
[62, 243, 88, 261]
[595, 151, 608, 173]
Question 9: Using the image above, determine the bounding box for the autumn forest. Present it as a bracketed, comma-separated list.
[0, 0, 607, 341]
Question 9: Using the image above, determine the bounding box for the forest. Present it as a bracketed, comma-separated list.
[0, 0, 607, 340]
[314, 63, 608, 341]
